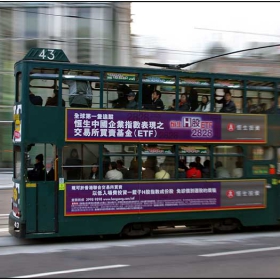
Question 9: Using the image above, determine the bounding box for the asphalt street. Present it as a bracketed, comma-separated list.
[1, 231, 280, 278]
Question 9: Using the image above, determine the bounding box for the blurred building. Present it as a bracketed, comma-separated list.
[0, 2, 132, 167]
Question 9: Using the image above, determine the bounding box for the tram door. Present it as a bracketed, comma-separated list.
[37, 180, 56, 233]
[25, 144, 57, 234]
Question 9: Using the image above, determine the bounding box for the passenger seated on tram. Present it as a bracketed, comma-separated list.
[163, 156, 175, 178]
[259, 103, 267, 113]
[110, 84, 131, 109]
[266, 96, 280, 114]
[89, 164, 99, 180]
[214, 161, 230, 178]
[215, 89, 236, 113]
[105, 162, 123, 180]
[166, 99, 175, 111]
[195, 156, 204, 172]
[187, 88, 199, 111]
[126, 91, 138, 110]
[178, 158, 188, 178]
[27, 153, 46, 181]
[186, 162, 202, 178]
[202, 159, 210, 178]
[246, 98, 255, 113]
[117, 160, 129, 179]
[141, 84, 156, 109]
[144, 90, 164, 110]
[142, 158, 157, 179]
[195, 95, 211, 112]
[45, 89, 66, 107]
[29, 90, 43, 106]
[47, 156, 58, 181]
[63, 78, 92, 108]
[179, 94, 190, 111]
[155, 163, 170, 179]
[232, 161, 243, 178]
[64, 148, 82, 180]
[128, 158, 139, 179]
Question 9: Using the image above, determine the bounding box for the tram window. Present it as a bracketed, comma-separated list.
[141, 155, 175, 180]
[213, 156, 243, 178]
[248, 146, 273, 160]
[14, 146, 21, 179]
[141, 144, 175, 179]
[26, 143, 55, 181]
[102, 144, 137, 179]
[16, 73, 22, 102]
[62, 69, 100, 108]
[214, 88, 242, 113]
[246, 91, 273, 114]
[194, 88, 211, 112]
[142, 74, 176, 110]
[29, 68, 61, 106]
[178, 145, 210, 178]
[213, 146, 243, 178]
[103, 80, 139, 109]
[63, 144, 100, 180]
[159, 85, 176, 111]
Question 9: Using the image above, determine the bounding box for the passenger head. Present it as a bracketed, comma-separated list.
[35, 153, 43, 163]
[127, 91, 136, 100]
[180, 94, 187, 103]
[259, 103, 266, 112]
[224, 92, 232, 102]
[202, 95, 209, 104]
[204, 159, 210, 168]
[152, 90, 161, 100]
[247, 98, 253, 106]
[215, 161, 223, 168]
[70, 148, 79, 158]
[195, 156, 201, 164]
[110, 162, 117, 170]
[116, 159, 124, 169]
[91, 164, 99, 173]
[189, 162, 197, 168]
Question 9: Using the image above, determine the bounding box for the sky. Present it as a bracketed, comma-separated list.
[131, 2, 280, 63]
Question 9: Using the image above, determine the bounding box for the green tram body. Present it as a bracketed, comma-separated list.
[9, 48, 280, 239]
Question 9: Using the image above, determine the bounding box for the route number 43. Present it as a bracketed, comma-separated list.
[39, 49, 55, 60]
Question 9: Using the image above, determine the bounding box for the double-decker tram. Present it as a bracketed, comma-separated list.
[9, 48, 280, 238]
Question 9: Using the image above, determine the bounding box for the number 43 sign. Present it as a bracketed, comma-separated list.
[38, 49, 55, 60]
[23, 48, 70, 62]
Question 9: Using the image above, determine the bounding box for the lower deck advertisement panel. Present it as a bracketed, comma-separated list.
[65, 180, 266, 216]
